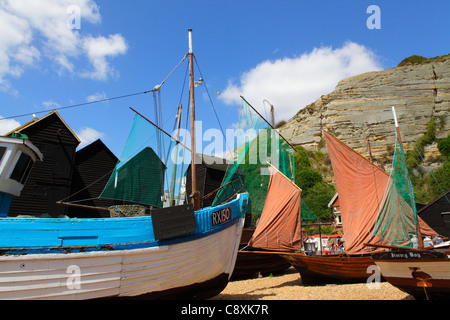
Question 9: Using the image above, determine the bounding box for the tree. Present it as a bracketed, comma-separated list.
[293, 146, 335, 221]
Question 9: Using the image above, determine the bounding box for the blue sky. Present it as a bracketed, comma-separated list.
[0, 0, 449, 157]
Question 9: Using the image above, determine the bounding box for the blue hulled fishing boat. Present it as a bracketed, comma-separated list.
[0, 30, 248, 300]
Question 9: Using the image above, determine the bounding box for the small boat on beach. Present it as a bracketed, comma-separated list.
[246, 109, 438, 285]
[280, 130, 389, 284]
[0, 29, 248, 300]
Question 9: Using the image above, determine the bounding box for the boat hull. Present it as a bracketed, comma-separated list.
[233, 228, 291, 277]
[372, 250, 450, 300]
[233, 248, 291, 278]
[282, 253, 376, 285]
[0, 194, 248, 299]
[0, 217, 244, 300]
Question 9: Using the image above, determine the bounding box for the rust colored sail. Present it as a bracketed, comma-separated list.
[324, 131, 437, 254]
[248, 165, 302, 252]
[323, 131, 389, 254]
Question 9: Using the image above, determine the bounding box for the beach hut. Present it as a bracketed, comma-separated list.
[68, 139, 119, 218]
[4, 110, 80, 217]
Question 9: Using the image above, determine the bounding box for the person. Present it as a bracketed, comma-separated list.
[336, 237, 344, 253]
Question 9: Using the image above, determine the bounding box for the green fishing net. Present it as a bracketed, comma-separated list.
[212, 99, 295, 217]
[372, 133, 418, 247]
[301, 198, 319, 221]
[101, 113, 190, 208]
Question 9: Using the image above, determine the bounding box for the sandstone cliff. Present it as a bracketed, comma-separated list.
[280, 57, 450, 169]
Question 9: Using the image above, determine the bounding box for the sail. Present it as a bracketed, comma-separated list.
[372, 132, 438, 247]
[101, 113, 190, 208]
[248, 165, 302, 251]
[323, 131, 389, 254]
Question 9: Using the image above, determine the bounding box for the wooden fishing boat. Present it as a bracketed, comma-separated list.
[284, 124, 439, 284]
[0, 29, 248, 300]
[0, 195, 247, 300]
[247, 114, 438, 285]
[276, 129, 388, 284]
[244, 159, 375, 284]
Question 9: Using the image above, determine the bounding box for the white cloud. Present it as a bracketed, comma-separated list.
[76, 126, 105, 149]
[0, 0, 127, 91]
[220, 41, 383, 122]
[86, 91, 107, 103]
[42, 100, 61, 109]
[0, 116, 21, 135]
[81, 34, 128, 80]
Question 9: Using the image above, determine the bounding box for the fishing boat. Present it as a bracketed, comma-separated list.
[244, 157, 376, 284]
[0, 29, 248, 300]
[279, 129, 389, 284]
[218, 99, 295, 278]
[369, 108, 450, 300]
[247, 110, 438, 285]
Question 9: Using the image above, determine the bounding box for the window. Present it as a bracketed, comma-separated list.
[0, 146, 6, 176]
[10, 152, 33, 184]
[0, 147, 6, 162]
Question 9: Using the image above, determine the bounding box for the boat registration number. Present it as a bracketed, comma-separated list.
[212, 208, 231, 226]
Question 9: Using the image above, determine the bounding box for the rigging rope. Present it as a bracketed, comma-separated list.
[193, 55, 233, 155]
[0, 90, 155, 121]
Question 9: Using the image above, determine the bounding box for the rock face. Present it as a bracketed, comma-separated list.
[280, 58, 450, 164]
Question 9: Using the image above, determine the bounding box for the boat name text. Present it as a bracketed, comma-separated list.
[211, 208, 231, 226]
[389, 252, 422, 259]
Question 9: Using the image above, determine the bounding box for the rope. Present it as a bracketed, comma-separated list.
[0, 90, 155, 121]
[193, 55, 233, 155]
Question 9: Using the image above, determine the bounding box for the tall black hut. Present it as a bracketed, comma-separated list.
[4, 111, 80, 217]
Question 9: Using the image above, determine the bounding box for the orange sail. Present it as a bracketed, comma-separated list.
[323, 131, 390, 254]
[248, 165, 302, 252]
[324, 131, 437, 254]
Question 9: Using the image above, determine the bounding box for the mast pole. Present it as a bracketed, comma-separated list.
[170, 104, 183, 206]
[392, 106, 403, 144]
[392, 106, 423, 249]
[189, 29, 200, 210]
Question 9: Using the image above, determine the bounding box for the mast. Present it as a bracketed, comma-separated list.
[189, 29, 200, 210]
[391, 106, 424, 249]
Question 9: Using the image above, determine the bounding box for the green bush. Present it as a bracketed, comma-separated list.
[398, 55, 428, 66]
[437, 134, 450, 159]
[293, 145, 335, 221]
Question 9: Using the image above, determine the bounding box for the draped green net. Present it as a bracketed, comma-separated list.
[101, 113, 190, 208]
[212, 99, 295, 220]
[372, 133, 418, 247]
[301, 199, 319, 221]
